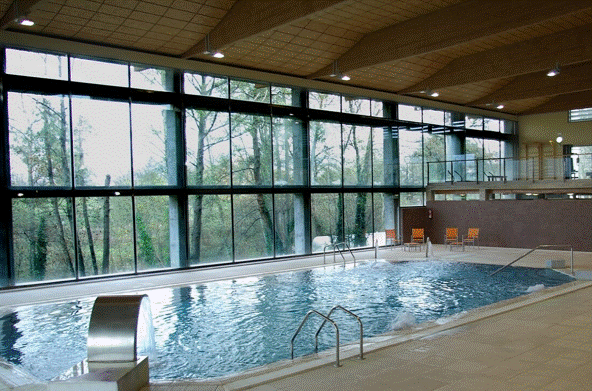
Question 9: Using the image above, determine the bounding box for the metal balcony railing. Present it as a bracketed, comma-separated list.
[426, 153, 592, 185]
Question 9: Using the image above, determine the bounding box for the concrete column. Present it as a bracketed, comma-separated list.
[446, 133, 463, 182]
[164, 73, 188, 268]
[292, 116, 310, 254]
[294, 193, 311, 254]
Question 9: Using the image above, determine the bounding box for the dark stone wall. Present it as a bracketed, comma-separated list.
[406, 200, 592, 251]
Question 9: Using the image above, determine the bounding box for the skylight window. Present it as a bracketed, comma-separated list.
[569, 108, 592, 122]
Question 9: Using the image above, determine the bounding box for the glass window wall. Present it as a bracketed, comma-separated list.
[2, 46, 515, 287]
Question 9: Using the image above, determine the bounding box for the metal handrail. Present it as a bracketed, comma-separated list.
[427, 152, 592, 184]
[314, 306, 364, 360]
[490, 244, 574, 276]
[291, 310, 341, 367]
[323, 242, 356, 265]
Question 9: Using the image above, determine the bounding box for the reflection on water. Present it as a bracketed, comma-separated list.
[0, 261, 574, 381]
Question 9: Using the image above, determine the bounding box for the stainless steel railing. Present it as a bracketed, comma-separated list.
[291, 310, 341, 367]
[323, 242, 356, 266]
[490, 244, 574, 276]
[315, 305, 364, 360]
[291, 306, 364, 368]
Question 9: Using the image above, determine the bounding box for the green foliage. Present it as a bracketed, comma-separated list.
[31, 217, 47, 280]
[136, 215, 157, 266]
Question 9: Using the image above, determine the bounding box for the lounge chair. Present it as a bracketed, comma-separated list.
[385, 229, 402, 248]
[463, 228, 480, 249]
[404, 228, 425, 251]
[445, 227, 463, 251]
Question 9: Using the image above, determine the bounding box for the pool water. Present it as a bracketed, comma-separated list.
[0, 261, 575, 381]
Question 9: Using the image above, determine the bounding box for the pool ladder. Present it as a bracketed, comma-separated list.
[323, 242, 356, 266]
[290, 305, 364, 367]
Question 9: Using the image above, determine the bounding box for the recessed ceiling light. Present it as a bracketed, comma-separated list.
[19, 18, 34, 26]
[430, 91, 439, 97]
[212, 51, 224, 59]
[547, 64, 560, 77]
[496, 104, 504, 109]
[340, 74, 350, 81]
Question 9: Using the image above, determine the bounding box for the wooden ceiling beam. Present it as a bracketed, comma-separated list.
[470, 61, 592, 105]
[522, 90, 592, 115]
[308, 0, 592, 79]
[182, 0, 345, 59]
[0, 0, 44, 29]
[402, 23, 592, 94]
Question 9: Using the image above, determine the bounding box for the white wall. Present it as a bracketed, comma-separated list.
[519, 111, 592, 156]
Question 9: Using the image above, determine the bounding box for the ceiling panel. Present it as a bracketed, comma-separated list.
[2, 0, 591, 114]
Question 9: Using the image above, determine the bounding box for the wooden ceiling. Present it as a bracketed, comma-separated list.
[2, 0, 592, 115]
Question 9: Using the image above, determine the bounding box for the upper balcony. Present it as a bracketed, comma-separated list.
[426, 153, 592, 200]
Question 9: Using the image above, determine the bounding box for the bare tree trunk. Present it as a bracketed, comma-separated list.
[251, 127, 276, 253]
[40, 104, 75, 276]
[191, 112, 207, 260]
[102, 175, 111, 274]
[83, 197, 99, 275]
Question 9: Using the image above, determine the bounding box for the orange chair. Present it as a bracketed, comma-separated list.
[463, 228, 480, 248]
[404, 228, 425, 251]
[411, 228, 425, 244]
[445, 227, 463, 250]
[385, 229, 402, 248]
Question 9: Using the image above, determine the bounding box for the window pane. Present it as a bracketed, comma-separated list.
[5, 49, 68, 80]
[72, 97, 131, 187]
[189, 194, 232, 265]
[344, 192, 372, 248]
[466, 137, 483, 181]
[373, 193, 385, 238]
[274, 193, 295, 257]
[132, 103, 176, 186]
[76, 196, 134, 277]
[185, 110, 230, 187]
[273, 117, 304, 186]
[70, 57, 128, 87]
[569, 107, 592, 122]
[465, 114, 483, 130]
[484, 139, 501, 178]
[398, 104, 421, 122]
[399, 127, 423, 186]
[371, 100, 384, 117]
[135, 196, 170, 271]
[446, 111, 465, 128]
[484, 118, 500, 132]
[233, 194, 274, 260]
[342, 96, 370, 115]
[310, 121, 341, 186]
[400, 192, 424, 207]
[423, 131, 445, 186]
[501, 120, 515, 134]
[230, 80, 270, 103]
[8, 92, 72, 187]
[184, 73, 228, 98]
[12, 198, 75, 283]
[271, 86, 301, 106]
[423, 108, 444, 125]
[309, 91, 340, 111]
[131, 65, 173, 92]
[231, 114, 272, 186]
[372, 127, 384, 186]
[311, 193, 342, 252]
[343, 125, 371, 186]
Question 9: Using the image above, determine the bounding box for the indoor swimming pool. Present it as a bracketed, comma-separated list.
[0, 260, 575, 381]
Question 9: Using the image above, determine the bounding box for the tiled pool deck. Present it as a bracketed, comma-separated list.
[2, 245, 592, 390]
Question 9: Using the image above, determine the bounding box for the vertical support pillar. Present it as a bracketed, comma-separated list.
[292, 94, 310, 254]
[446, 133, 462, 182]
[0, 48, 12, 287]
[165, 71, 188, 268]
